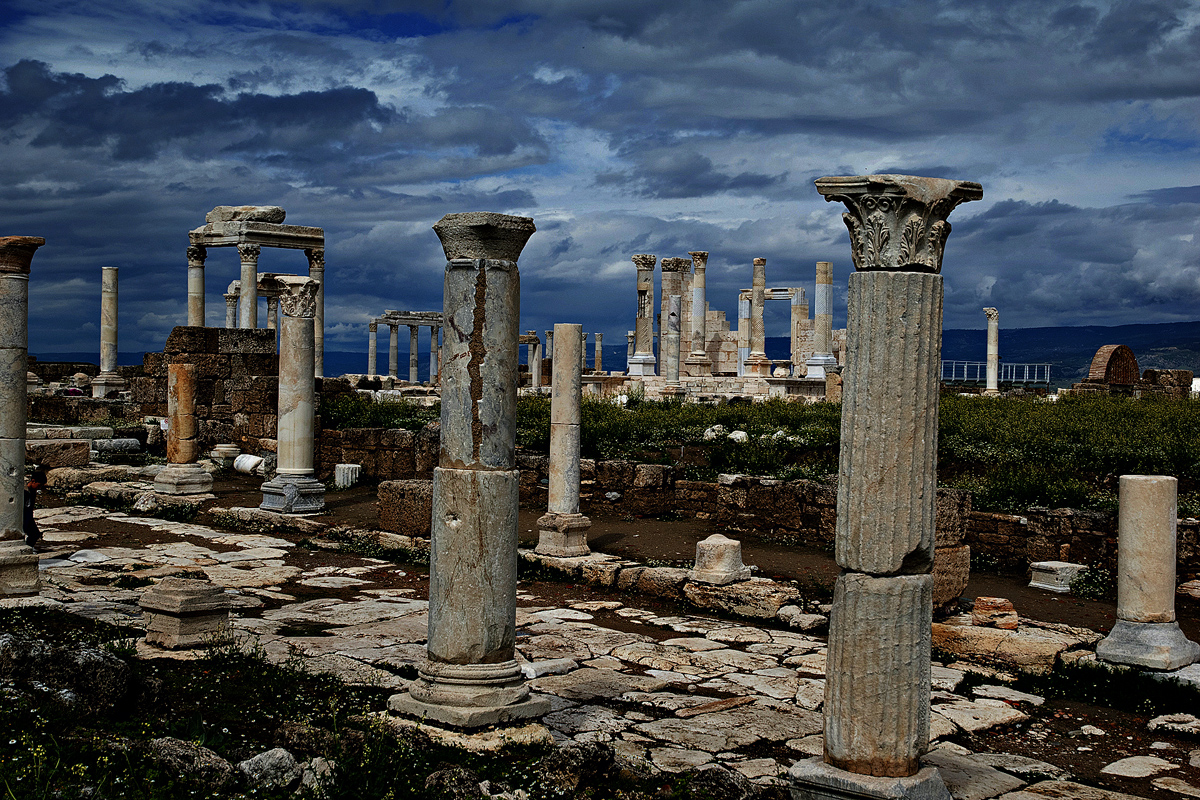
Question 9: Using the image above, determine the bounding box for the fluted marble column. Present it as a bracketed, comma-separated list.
[237, 244, 260, 328]
[306, 247, 324, 378]
[93, 266, 126, 398]
[745, 258, 771, 377]
[792, 173, 982, 800]
[628, 254, 657, 375]
[260, 276, 324, 513]
[684, 251, 711, 376]
[390, 212, 548, 728]
[983, 307, 1000, 396]
[367, 322, 378, 375]
[0, 236, 44, 596]
[408, 325, 420, 383]
[388, 324, 398, 377]
[537, 323, 591, 557]
[187, 245, 206, 326]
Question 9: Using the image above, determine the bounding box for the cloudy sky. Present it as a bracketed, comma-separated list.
[2, 0, 1199, 358]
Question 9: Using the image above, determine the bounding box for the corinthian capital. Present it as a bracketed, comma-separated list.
[237, 243, 262, 262]
[268, 275, 319, 318]
[187, 245, 207, 266]
[688, 251, 708, 271]
[984, 307, 999, 322]
[660, 257, 691, 273]
[814, 174, 982, 273]
[305, 247, 325, 271]
[632, 254, 657, 271]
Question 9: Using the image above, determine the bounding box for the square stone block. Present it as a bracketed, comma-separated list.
[1029, 561, 1086, 594]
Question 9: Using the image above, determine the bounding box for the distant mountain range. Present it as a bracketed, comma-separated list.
[33, 320, 1200, 390]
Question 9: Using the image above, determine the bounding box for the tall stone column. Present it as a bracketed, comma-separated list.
[0, 236, 44, 596]
[791, 288, 809, 376]
[659, 257, 689, 366]
[806, 262, 838, 380]
[528, 331, 542, 388]
[744, 258, 771, 377]
[260, 276, 324, 513]
[388, 324, 399, 377]
[544, 329, 553, 360]
[580, 330, 588, 373]
[93, 266, 126, 398]
[154, 363, 214, 495]
[408, 324, 420, 383]
[367, 322, 378, 375]
[237, 243, 260, 329]
[186, 245, 206, 327]
[1097, 475, 1200, 670]
[537, 323, 591, 557]
[737, 293, 751, 376]
[390, 212, 547, 728]
[431, 325, 441, 383]
[664, 294, 683, 389]
[595, 333, 603, 373]
[791, 174, 982, 800]
[266, 297, 278, 330]
[224, 290, 238, 329]
[684, 251, 711, 376]
[628, 254, 657, 375]
[983, 307, 1000, 396]
[306, 248, 325, 378]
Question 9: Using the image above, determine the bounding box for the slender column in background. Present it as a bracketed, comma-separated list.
[529, 331, 542, 389]
[154, 363, 213, 496]
[744, 257, 771, 377]
[224, 288, 238, 329]
[409, 324, 420, 383]
[806, 262, 838, 380]
[791, 173, 982, 800]
[93, 266, 126, 398]
[186, 245, 207, 326]
[664, 294, 682, 387]
[659, 257, 690, 369]
[790, 288, 808, 376]
[983, 307, 1000, 396]
[430, 325, 441, 384]
[266, 297, 278, 330]
[545, 329, 554, 361]
[537, 322, 591, 557]
[0, 236, 44, 596]
[628, 254, 657, 375]
[367, 322, 378, 375]
[1096, 475, 1200, 670]
[737, 293, 750, 376]
[580, 330, 588, 373]
[684, 251, 711, 376]
[306, 247, 325, 378]
[626, 331, 635, 361]
[260, 275, 324, 514]
[390, 212, 547, 728]
[594, 333, 603, 373]
[388, 324, 399, 377]
[237, 244, 260, 328]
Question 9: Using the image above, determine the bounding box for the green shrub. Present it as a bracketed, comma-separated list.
[320, 393, 439, 431]
[1069, 563, 1117, 601]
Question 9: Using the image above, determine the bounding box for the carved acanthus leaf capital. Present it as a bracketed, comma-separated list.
[688, 251, 709, 271]
[187, 245, 207, 266]
[268, 275, 318, 318]
[984, 307, 999, 322]
[660, 257, 691, 273]
[815, 174, 982, 273]
[305, 248, 325, 271]
[632, 254, 657, 271]
[237, 243, 262, 262]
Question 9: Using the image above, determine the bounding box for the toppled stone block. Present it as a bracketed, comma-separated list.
[140, 577, 231, 649]
[334, 463, 361, 489]
[26, 440, 89, 468]
[973, 597, 1019, 630]
[683, 577, 800, 619]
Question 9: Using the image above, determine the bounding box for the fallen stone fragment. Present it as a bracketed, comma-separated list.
[1154, 777, 1200, 798]
[935, 699, 1030, 733]
[1100, 756, 1177, 778]
[143, 737, 236, 791]
[521, 658, 578, 679]
[932, 665, 965, 691]
[973, 684, 1045, 706]
[973, 597, 1020, 630]
[1150, 714, 1200, 735]
[238, 748, 301, 790]
[922, 747, 1026, 800]
[777, 605, 827, 631]
[976, 754, 1072, 781]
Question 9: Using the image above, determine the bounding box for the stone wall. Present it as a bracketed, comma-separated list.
[314, 421, 440, 481]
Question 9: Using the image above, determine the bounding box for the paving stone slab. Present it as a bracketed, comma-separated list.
[936, 700, 1030, 732]
[998, 780, 1152, 800]
[1100, 756, 1177, 778]
[922, 747, 1026, 800]
[530, 668, 670, 701]
[975, 755, 1072, 782]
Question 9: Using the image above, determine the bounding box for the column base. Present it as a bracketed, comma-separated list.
[91, 373, 127, 398]
[790, 758, 950, 800]
[0, 541, 41, 597]
[536, 512, 592, 557]
[260, 473, 326, 514]
[804, 354, 839, 380]
[627, 354, 657, 376]
[745, 355, 771, 377]
[388, 692, 550, 729]
[1096, 619, 1200, 671]
[389, 659, 549, 728]
[154, 463, 213, 495]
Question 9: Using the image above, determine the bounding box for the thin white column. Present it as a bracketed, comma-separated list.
[186, 244, 206, 326]
[430, 325, 440, 383]
[626, 331, 635, 361]
[237, 243, 260, 329]
[528, 331, 542, 388]
[745, 257, 770, 376]
[537, 322, 591, 556]
[984, 307, 1000, 396]
[594, 333, 602, 373]
[628, 254, 657, 375]
[806, 261, 838, 380]
[664, 294, 682, 386]
[93, 266, 125, 398]
[367, 322, 378, 375]
[545, 329, 554, 360]
[388, 324, 398, 377]
[306, 247, 325, 378]
[684, 251, 711, 376]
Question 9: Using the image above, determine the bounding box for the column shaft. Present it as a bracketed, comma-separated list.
[409, 325, 420, 382]
[266, 297, 278, 330]
[746, 258, 770, 376]
[430, 326, 440, 383]
[595, 333, 603, 373]
[99, 266, 118, 374]
[548, 323, 582, 514]
[790, 288, 807, 376]
[737, 295, 750, 376]
[224, 295, 237, 328]
[306, 248, 324, 378]
[629, 254, 657, 375]
[368, 323, 377, 375]
[685, 251, 711, 375]
[388, 325, 398, 377]
[580, 331, 588, 373]
[186, 245, 206, 327]
[984, 308, 1000, 396]
[664, 295, 682, 385]
[237, 244, 259, 328]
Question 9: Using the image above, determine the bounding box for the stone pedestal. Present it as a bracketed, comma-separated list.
[260, 275, 324, 514]
[690, 534, 751, 584]
[983, 307, 1000, 396]
[537, 323, 590, 557]
[140, 577, 231, 649]
[745, 257, 771, 377]
[1097, 474, 1199, 670]
[93, 266, 126, 397]
[390, 212, 548, 728]
[684, 251, 712, 376]
[155, 363, 213, 495]
[628, 254, 657, 376]
[791, 173, 981, 800]
[1029, 561, 1085, 593]
[806, 261, 839, 381]
[334, 463, 362, 489]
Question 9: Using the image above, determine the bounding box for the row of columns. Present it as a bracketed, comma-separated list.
[366, 323, 441, 383]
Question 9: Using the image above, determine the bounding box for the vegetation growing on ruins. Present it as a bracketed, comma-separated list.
[319, 394, 439, 431]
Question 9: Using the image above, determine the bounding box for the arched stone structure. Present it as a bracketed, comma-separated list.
[1088, 345, 1140, 386]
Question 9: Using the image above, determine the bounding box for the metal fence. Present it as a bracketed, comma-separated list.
[941, 361, 1051, 387]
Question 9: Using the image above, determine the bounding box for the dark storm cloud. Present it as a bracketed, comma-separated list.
[1133, 185, 1200, 204]
[597, 149, 785, 198]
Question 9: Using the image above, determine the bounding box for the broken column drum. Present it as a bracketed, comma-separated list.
[154, 363, 213, 495]
[628, 254, 657, 376]
[684, 251, 712, 376]
[390, 211, 548, 728]
[745, 258, 771, 377]
[93, 266, 126, 398]
[187, 245, 207, 326]
[260, 276, 325, 514]
[984, 307, 1000, 397]
[367, 322, 378, 375]
[806, 262, 838, 380]
[0, 236, 44, 596]
[1096, 475, 1200, 670]
[791, 174, 982, 800]
[536, 323, 591, 557]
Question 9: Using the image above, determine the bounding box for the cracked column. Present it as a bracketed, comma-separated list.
[595, 332, 603, 373]
[806, 262, 838, 380]
[1097, 475, 1200, 670]
[684, 251, 712, 376]
[237, 244, 260, 328]
[0, 236, 44, 596]
[154, 363, 213, 495]
[93, 266, 126, 398]
[187, 245, 206, 326]
[983, 307, 1000, 397]
[388, 323, 399, 377]
[306, 247, 325, 378]
[745, 258, 771, 377]
[431, 325, 441, 384]
[259, 275, 324, 514]
[537, 322, 591, 557]
[390, 212, 547, 728]
[367, 322, 378, 376]
[791, 174, 982, 800]
[628, 254, 657, 376]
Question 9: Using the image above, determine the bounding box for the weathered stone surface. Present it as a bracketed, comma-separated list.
[206, 205, 286, 223]
[25, 440, 89, 467]
[145, 737, 236, 790]
[238, 747, 302, 790]
[1116, 475, 1180, 624]
[690, 534, 752, 585]
[432, 212, 535, 262]
[682, 577, 800, 618]
[1029, 561, 1085, 594]
[530, 668, 669, 701]
[1100, 755, 1176, 778]
[934, 700, 1029, 733]
[378, 479, 433, 537]
[974, 755, 1071, 782]
[635, 702, 820, 751]
[790, 757, 952, 800]
[972, 685, 1043, 706]
[1000, 780, 1152, 800]
[973, 597, 1019, 630]
[931, 620, 1100, 674]
[1148, 713, 1200, 735]
[921, 748, 1025, 800]
[933, 544, 970, 606]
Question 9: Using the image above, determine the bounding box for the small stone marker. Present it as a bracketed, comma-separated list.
[689, 534, 752, 585]
[140, 577, 231, 649]
[334, 464, 361, 490]
[1029, 561, 1086, 593]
